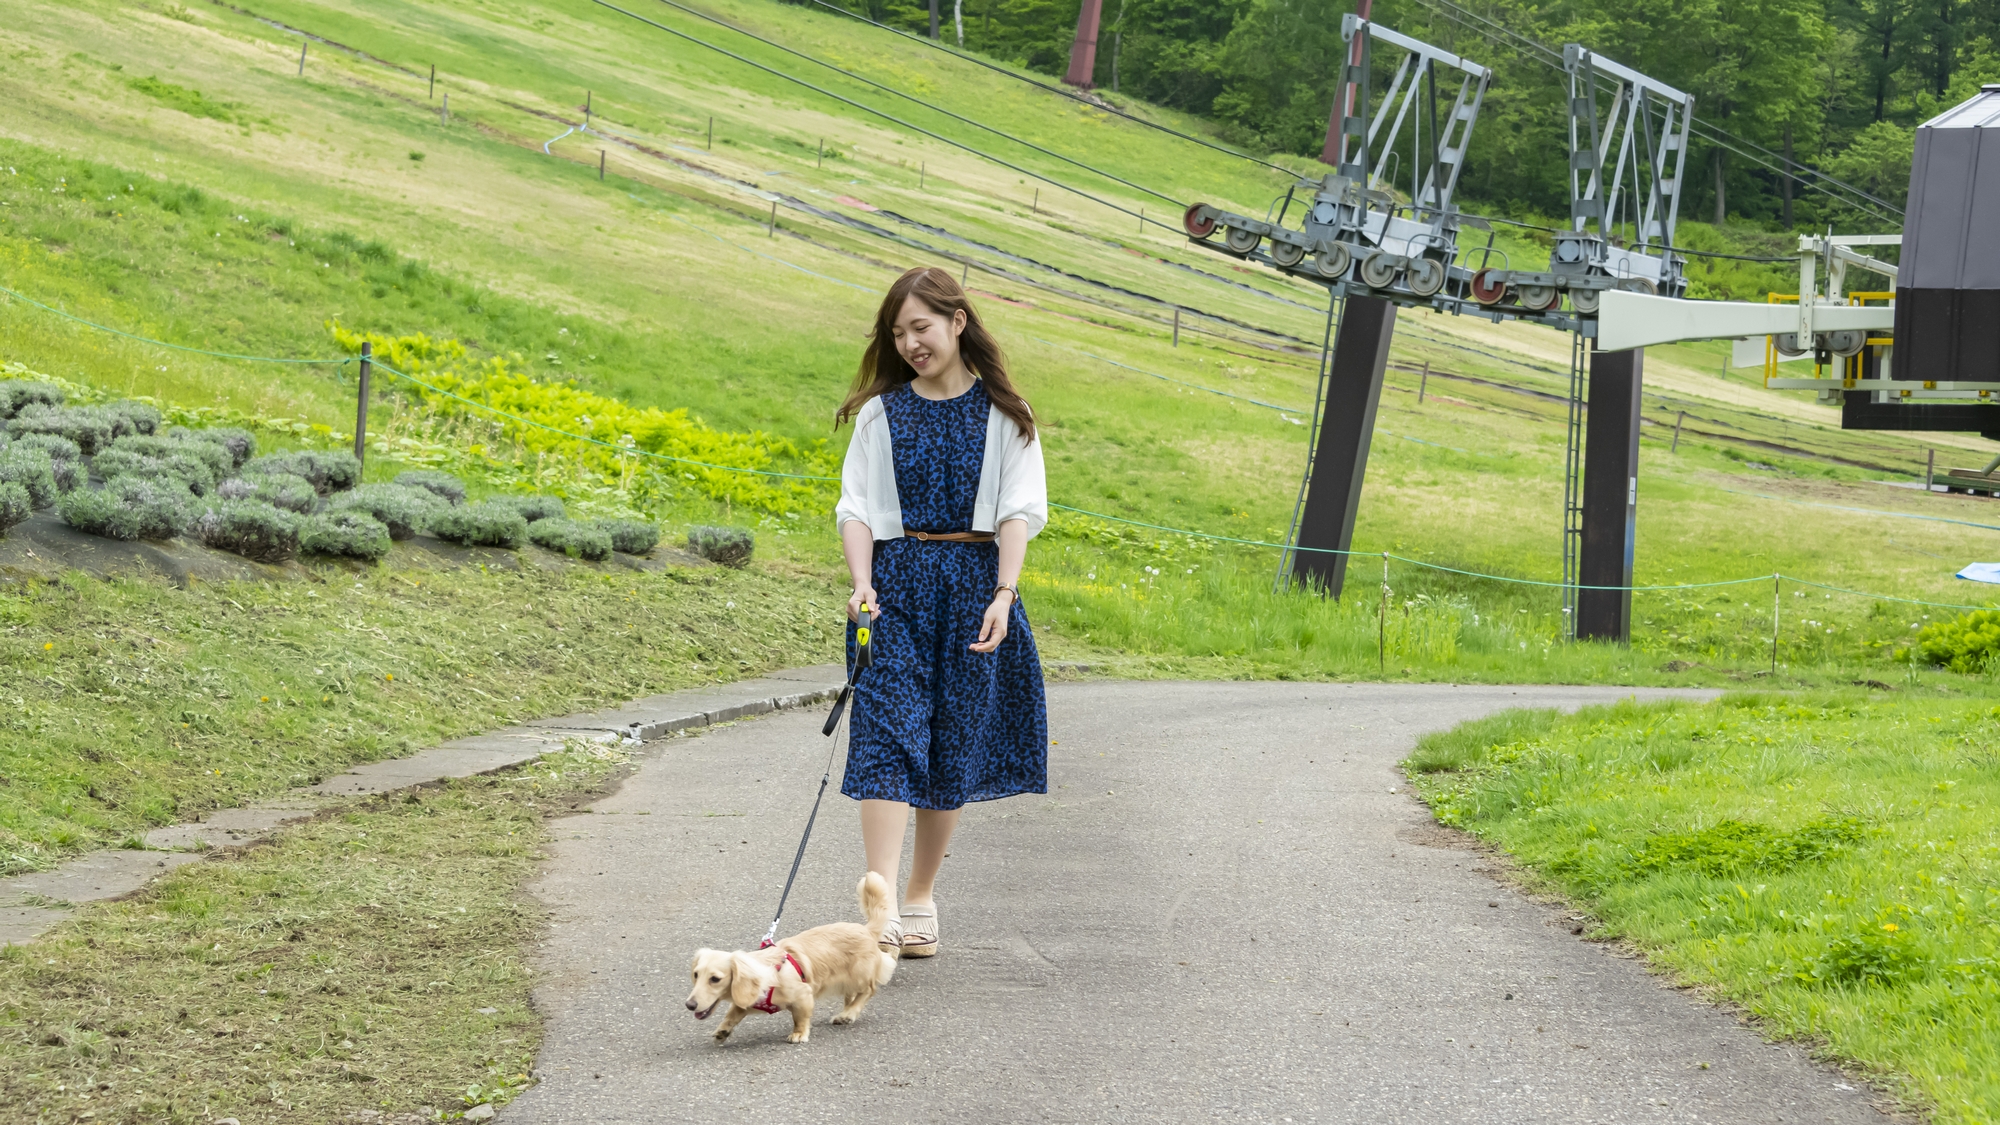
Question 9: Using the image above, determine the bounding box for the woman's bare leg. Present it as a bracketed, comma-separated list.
[859, 799, 910, 893]
[903, 808, 961, 907]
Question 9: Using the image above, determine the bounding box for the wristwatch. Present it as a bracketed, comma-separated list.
[993, 583, 1020, 605]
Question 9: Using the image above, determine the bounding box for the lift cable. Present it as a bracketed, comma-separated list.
[584, 0, 1188, 233]
[797, 0, 1300, 177]
[646, 0, 1185, 208]
[1405, 0, 1904, 222]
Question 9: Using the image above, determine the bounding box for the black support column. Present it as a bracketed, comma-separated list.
[1292, 295, 1396, 597]
[1576, 346, 1643, 642]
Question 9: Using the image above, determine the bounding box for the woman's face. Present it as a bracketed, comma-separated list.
[892, 294, 966, 380]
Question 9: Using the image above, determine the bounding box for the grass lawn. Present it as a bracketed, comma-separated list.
[0, 559, 842, 874]
[1406, 693, 2000, 1122]
[0, 740, 632, 1124]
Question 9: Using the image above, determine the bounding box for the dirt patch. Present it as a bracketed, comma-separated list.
[1397, 819, 1479, 851]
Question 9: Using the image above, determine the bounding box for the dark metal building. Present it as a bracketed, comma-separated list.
[1894, 86, 2000, 386]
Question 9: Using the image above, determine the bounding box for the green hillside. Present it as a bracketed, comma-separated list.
[2, 0, 1997, 684]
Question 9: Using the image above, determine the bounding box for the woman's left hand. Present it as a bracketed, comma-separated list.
[969, 590, 1014, 653]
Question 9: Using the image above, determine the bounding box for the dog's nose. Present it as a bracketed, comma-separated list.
[685, 998, 697, 1010]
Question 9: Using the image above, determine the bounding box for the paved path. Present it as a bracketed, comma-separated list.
[504, 682, 1887, 1125]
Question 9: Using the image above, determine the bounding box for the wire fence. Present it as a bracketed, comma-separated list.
[2, 284, 1991, 615]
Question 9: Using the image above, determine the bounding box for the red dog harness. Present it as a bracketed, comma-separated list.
[750, 951, 809, 1014]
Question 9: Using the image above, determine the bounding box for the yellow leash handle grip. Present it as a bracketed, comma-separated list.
[854, 604, 874, 673]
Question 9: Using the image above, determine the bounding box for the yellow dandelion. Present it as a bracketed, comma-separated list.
[1882, 923, 1899, 932]
[260, 696, 270, 703]
[385, 673, 394, 681]
[43, 642, 53, 651]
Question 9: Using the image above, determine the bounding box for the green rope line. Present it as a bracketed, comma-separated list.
[1051, 504, 1775, 592]
[3, 282, 1989, 611]
[0, 284, 353, 366]
[368, 360, 842, 483]
[1779, 577, 1993, 613]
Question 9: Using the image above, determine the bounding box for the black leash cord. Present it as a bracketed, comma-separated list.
[760, 607, 873, 948]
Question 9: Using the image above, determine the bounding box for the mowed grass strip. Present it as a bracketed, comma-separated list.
[1405, 694, 2000, 1121]
[0, 560, 842, 875]
[0, 742, 630, 1124]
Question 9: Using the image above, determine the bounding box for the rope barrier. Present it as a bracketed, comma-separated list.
[1, 283, 1986, 611]
[667, 214, 881, 293]
[643, 0, 1185, 208]
[1710, 487, 2000, 533]
[1031, 338, 1306, 414]
[581, 0, 1183, 234]
[796, 0, 1298, 177]
[0, 284, 353, 366]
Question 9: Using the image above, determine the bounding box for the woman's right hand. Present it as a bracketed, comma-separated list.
[847, 586, 881, 623]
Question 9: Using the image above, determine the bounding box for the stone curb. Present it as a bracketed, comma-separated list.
[0, 665, 848, 946]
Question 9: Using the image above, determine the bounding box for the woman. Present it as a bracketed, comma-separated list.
[834, 265, 1049, 960]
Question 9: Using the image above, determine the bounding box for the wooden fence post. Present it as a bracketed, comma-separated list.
[353, 341, 372, 466]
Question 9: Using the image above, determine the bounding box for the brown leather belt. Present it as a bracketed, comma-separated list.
[904, 530, 996, 543]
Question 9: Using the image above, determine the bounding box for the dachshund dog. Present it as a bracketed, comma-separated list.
[686, 872, 899, 1044]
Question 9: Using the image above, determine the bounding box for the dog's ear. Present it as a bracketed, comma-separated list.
[729, 952, 771, 1010]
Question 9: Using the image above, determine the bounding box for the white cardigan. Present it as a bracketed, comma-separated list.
[835, 392, 1047, 540]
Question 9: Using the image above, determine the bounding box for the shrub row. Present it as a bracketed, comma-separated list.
[7, 401, 162, 453]
[93, 447, 220, 495]
[0, 482, 30, 532]
[395, 469, 465, 505]
[529, 517, 611, 561]
[0, 382, 65, 419]
[430, 501, 528, 549]
[240, 450, 361, 495]
[301, 510, 392, 560]
[195, 500, 302, 563]
[497, 493, 565, 523]
[172, 425, 256, 467]
[329, 483, 440, 540]
[688, 525, 754, 567]
[112, 433, 234, 480]
[0, 448, 61, 510]
[597, 519, 660, 555]
[60, 476, 196, 541]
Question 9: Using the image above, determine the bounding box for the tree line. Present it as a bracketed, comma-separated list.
[836, 0, 2000, 232]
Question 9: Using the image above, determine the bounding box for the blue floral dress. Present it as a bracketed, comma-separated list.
[843, 381, 1048, 811]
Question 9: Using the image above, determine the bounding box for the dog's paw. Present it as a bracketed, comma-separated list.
[787, 1030, 810, 1043]
[712, 1028, 732, 1043]
[830, 1013, 855, 1025]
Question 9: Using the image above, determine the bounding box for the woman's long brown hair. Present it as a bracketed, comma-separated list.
[836, 266, 1035, 442]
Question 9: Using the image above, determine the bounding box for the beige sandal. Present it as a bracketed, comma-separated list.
[900, 903, 939, 958]
[878, 915, 904, 956]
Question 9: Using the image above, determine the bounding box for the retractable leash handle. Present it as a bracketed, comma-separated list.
[820, 606, 874, 734]
[762, 605, 873, 949]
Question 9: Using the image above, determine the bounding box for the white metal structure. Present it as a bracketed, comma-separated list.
[1560, 45, 1694, 293]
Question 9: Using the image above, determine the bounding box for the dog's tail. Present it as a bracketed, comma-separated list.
[858, 871, 895, 939]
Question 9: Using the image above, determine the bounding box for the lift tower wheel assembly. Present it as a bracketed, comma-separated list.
[1182, 23, 1701, 645]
